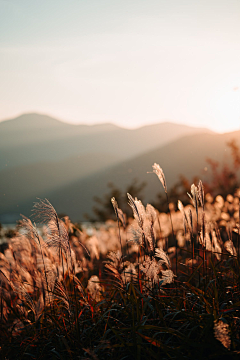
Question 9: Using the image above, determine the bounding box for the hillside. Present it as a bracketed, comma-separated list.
[0, 113, 212, 170]
[0, 113, 219, 222]
[43, 131, 236, 221]
[2, 129, 240, 222]
[0, 152, 120, 222]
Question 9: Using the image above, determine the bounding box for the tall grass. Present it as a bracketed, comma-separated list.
[0, 165, 240, 359]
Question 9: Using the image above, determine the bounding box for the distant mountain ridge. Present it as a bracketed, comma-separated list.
[0, 113, 67, 130]
[0, 113, 217, 222]
[0, 113, 120, 151]
[0, 113, 119, 133]
[0, 113, 213, 170]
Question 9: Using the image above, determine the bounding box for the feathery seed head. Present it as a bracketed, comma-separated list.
[111, 197, 126, 228]
[106, 250, 121, 269]
[188, 208, 193, 234]
[214, 319, 231, 350]
[198, 180, 204, 210]
[178, 201, 190, 236]
[129, 223, 143, 245]
[178, 200, 184, 213]
[111, 197, 118, 211]
[151, 163, 167, 193]
[161, 269, 175, 285]
[146, 204, 157, 223]
[225, 240, 237, 257]
[188, 184, 198, 216]
[155, 248, 171, 269]
[87, 275, 102, 302]
[191, 184, 198, 200]
[139, 257, 160, 284]
[127, 193, 144, 228]
[211, 228, 222, 260]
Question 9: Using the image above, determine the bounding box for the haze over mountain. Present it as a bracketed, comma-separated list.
[0, 113, 238, 223]
[35, 130, 240, 221]
[0, 113, 212, 171]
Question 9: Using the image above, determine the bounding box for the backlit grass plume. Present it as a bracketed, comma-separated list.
[151, 163, 167, 193]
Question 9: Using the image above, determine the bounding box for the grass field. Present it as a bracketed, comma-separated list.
[1, 164, 240, 359]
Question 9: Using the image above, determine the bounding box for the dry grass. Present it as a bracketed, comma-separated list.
[1, 166, 240, 359]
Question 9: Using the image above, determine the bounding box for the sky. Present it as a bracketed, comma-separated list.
[0, 0, 240, 133]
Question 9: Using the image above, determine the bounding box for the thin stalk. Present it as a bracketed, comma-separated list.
[0, 281, 2, 322]
[238, 202, 240, 264]
[166, 193, 177, 276]
[116, 215, 124, 261]
[35, 232, 51, 310]
[66, 229, 80, 339]
[157, 214, 163, 244]
[195, 211, 200, 286]
[113, 209, 127, 285]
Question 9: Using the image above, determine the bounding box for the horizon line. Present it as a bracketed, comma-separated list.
[0, 110, 237, 134]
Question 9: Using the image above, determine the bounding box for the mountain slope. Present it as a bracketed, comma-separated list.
[0, 152, 120, 221]
[3, 130, 239, 222]
[0, 113, 213, 170]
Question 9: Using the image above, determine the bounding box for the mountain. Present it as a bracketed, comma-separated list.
[2, 129, 239, 223]
[0, 114, 121, 170]
[0, 152, 120, 221]
[0, 112, 217, 222]
[0, 113, 67, 132]
[0, 113, 212, 171]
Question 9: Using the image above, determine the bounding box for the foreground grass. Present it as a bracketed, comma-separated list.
[1, 166, 240, 359]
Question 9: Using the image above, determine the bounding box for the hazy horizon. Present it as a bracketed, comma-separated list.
[1, 0, 240, 133]
[0, 111, 230, 133]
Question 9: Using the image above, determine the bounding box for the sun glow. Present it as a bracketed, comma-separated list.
[1, 1, 240, 133]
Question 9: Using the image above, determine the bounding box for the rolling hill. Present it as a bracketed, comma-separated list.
[0, 113, 212, 170]
[2, 129, 239, 222]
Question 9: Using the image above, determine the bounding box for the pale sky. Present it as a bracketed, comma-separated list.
[1, 0, 240, 132]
